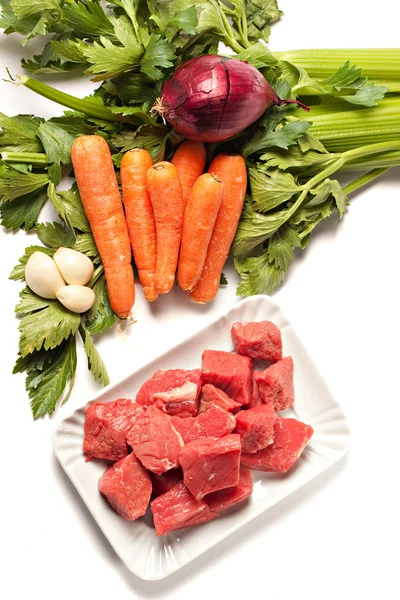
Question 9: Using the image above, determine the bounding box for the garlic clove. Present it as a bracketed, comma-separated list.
[56, 285, 96, 313]
[53, 247, 94, 286]
[25, 252, 66, 299]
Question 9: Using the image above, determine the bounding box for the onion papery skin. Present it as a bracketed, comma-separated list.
[159, 55, 278, 143]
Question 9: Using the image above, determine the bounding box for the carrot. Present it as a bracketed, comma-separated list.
[171, 140, 206, 205]
[146, 161, 184, 294]
[189, 154, 247, 304]
[71, 135, 135, 319]
[120, 149, 159, 302]
[178, 173, 223, 292]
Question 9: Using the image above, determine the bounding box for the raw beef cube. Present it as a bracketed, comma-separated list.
[253, 356, 294, 411]
[83, 399, 145, 461]
[202, 350, 252, 405]
[205, 465, 253, 513]
[249, 376, 262, 408]
[98, 453, 152, 520]
[171, 404, 236, 444]
[241, 417, 314, 473]
[135, 369, 201, 417]
[179, 504, 218, 529]
[179, 434, 241, 499]
[151, 382, 198, 417]
[199, 384, 241, 413]
[150, 468, 183, 497]
[127, 403, 183, 474]
[151, 481, 216, 536]
[231, 321, 282, 362]
[169, 415, 193, 441]
[235, 404, 277, 453]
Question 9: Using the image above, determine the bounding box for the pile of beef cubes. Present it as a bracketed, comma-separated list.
[83, 321, 314, 536]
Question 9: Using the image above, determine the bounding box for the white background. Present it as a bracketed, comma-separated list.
[1, 1, 399, 598]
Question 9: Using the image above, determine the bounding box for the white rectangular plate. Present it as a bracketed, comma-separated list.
[53, 295, 350, 581]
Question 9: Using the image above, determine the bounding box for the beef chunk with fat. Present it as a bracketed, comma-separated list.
[135, 369, 201, 417]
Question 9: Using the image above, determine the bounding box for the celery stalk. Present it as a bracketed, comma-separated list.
[296, 96, 400, 116]
[342, 150, 400, 171]
[299, 81, 400, 94]
[275, 48, 400, 82]
[17, 76, 120, 122]
[1, 152, 48, 166]
[301, 101, 400, 152]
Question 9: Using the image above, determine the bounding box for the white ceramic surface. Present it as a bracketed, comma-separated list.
[53, 295, 350, 580]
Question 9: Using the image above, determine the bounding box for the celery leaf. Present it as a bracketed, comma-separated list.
[0, 165, 49, 202]
[37, 121, 76, 168]
[16, 337, 77, 418]
[140, 34, 175, 80]
[62, 0, 114, 37]
[245, 0, 283, 43]
[236, 42, 277, 69]
[83, 16, 143, 80]
[243, 120, 311, 157]
[267, 224, 301, 271]
[85, 275, 115, 334]
[0, 112, 43, 153]
[286, 60, 388, 107]
[79, 325, 110, 386]
[16, 288, 81, 357]
[36, 221, 76, 248]
[50, 39, 87, 64]
[233, 201, 290, 256]
[249, 167, 302, 211]
[236, 251, 285, 297]
[1, 188, 47, 231]
[73, 233, 100, 264]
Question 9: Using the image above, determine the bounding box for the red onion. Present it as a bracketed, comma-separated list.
[153, 55, 308, 143]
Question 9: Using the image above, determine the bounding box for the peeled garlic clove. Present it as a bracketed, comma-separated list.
[25, 252, 66, 299]
[53, 247, 94, 286]
[56, 285, 96, 313]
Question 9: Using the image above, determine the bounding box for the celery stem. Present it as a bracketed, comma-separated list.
[342, 141, 400, 162]
[215, 1, 245, 53]
[17, 76, 120, 122]
[87, 265, 104, 288]
[1, 152, 48, 166]
[343, 168, 390, 195]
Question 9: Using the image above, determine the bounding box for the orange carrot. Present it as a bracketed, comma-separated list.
[189, 154, 247, 304]
[120, 149, 159, 302]
[71, 135, 134, 319]
[171, 140, 206, 205]
[146, 161, 184, 294]
[178, 173, 223, 291]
